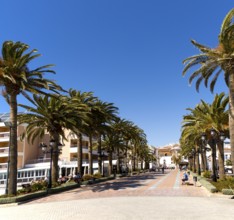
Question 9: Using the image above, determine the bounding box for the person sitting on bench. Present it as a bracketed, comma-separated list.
[182, 171, 188, 184]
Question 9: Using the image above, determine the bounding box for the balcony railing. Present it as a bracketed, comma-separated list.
[70, 145, 88, 149]
[26, 158, 51, 164]
[0, 132, 10, 139]
[0, 163, 8, 170]
[0, 147, 9, 154]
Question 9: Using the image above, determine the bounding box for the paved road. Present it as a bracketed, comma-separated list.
[1, 169, 234, 220]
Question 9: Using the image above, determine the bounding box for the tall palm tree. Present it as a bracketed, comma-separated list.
[181, 93, 229, 179]
[18, 94, 78, 185]
[87, 100, 118, 175]
[74, 97, 118, 175]
[182, 8, 234, 171]
[66, 89, 97, 175]
[0, 41, 62, 195]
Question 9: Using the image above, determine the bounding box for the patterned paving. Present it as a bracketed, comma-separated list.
[24, 168, 209, 205]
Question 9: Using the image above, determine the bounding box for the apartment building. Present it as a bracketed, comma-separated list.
[0, 112, 155, 190]
[0, 113, 40, 170]
[0, 112, 105, 188]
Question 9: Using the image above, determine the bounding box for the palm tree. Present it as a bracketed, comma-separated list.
[181, 93, 229, 179]
[0, 41, 62, 195]
[182, 9, 234, 171]
[77, 98, 118, 175]
[66, 89, 97, 175]
[18, 94, 78, 185]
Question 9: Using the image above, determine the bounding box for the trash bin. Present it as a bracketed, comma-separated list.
[193, 176, 197, 182]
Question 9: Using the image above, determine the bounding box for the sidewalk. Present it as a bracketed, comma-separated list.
[1, 169, 234, 219]
[22, 169, 211, 205]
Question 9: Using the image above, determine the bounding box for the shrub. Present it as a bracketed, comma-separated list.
[211, 176, 234, 192]
[93, 172, 102, 179]
[31, 180, 47, 192]
[82, 174, 93, 181]
[202, 170, 211, 178]
[226, 159, 232, 166]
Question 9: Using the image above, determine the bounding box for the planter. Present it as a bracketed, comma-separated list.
[222, 188, 234, 195]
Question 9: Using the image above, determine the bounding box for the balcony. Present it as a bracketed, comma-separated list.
[70, 147, 92, 154]
[0, 132, 10, 142]
[0, 147, 9, 157]
[0, 163, 8, 170]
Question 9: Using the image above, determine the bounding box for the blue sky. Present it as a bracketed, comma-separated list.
[0, 0, 232, 146]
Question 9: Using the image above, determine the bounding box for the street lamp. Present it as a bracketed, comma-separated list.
[39, 140, 63, 188]
[4, 121, 12, 195]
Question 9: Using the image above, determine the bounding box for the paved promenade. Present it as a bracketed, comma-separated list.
[1, 169, 234, 220]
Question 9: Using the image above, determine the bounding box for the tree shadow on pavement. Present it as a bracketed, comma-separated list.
[89, 172, 167, 192]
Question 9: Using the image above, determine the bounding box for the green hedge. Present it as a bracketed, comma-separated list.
[48, 182, 80, 194]
[0, 176, 115, 204]
[0, 190, 47, 204]
[190, 171, 218, 193]
[222, 188, 234, 195]
[199, 178, 218, 193]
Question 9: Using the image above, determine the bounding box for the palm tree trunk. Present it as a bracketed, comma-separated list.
[209, 140, 218, 182]
[196, 153, 200, 174]
[229, 74, 234, 172]
[133, 146, 136, 171]
[201, 151, 207, 171]
[108, 148, 113, 176]
[77, 133, 83, 176]
[117, 147, 120, 174]
[145, 160, 149, 169]
[193, 156, 196, 173]
[52, 133, 59, 185]
[88, 135, 93, 175]
[8, 94, 18, 195]
[98, 134, 102, 174]
[133, 157, 136, 171]
[188, 157, 193, 170]
[217, 141, 225, 179]
[136, 157, 139, 171]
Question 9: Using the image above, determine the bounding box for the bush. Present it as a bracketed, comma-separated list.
[31, 180, 47, 192]
[211, 176, 234, 192]
[93, 172, 102, 179]
[82, 174, 93, 181]
[202, 170, 211, 178]
[222, 188, 234, 195]
[226, 159, 232, 166]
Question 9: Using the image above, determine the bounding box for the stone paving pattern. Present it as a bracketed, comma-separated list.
[25, 169, 208, 204]
[1, 168, 234, 220]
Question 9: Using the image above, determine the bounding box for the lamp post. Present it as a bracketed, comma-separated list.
[39, 140, 63, 188]
[191, 147, 201, 175]
[4, 121, 12, 195]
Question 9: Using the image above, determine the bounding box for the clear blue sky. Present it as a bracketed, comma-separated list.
[0, 0, 232, 146]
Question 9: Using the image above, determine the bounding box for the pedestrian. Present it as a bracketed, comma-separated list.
[181, 171, 188, 184]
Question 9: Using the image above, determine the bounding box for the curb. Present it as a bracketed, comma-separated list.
[190, 171, 218, 193]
